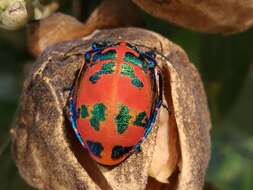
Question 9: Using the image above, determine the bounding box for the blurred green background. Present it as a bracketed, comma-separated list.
[0, 1, 253, 190]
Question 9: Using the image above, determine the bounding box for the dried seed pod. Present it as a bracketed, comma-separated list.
[27, 13, 85, 57]
[11, 28, 211, 190]
[84, 0, 143, 31]
[0, 0, 58, 30]
[132, 0, 253, 33]
[0, 0, 28, 30]
[28, 0, 143, 57]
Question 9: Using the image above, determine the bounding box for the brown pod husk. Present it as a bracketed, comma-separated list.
[11, 28, 211, 190]
[132, 0, 253, 34]
[27, 13, 85, 58]
[28, 0, 143, 57]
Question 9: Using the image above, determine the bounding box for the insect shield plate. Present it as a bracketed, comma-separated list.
[69, 41, 163, 165]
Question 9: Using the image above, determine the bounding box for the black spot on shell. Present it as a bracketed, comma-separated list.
[86, 140, 104, 157]
[111, 145, 133, 159]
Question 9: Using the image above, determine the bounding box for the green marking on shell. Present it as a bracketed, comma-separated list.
[100, 62, 115, 73]
[115, 105, 132, 134]
[99, 50, 116, 60]
[133, 112, 147, 128]
[124, 52, 146, 70]
[89, 75, 99, 83]
[121, 64, 143, 88]
[132, 78, 144, 88]
[80, 105, 89, 118]
[121, 63, 133, 75]
[89, 62, 115, 83]
[90, 103, 106, 131]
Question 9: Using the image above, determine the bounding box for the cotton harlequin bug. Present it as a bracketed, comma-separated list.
[68, 41, 163, 165]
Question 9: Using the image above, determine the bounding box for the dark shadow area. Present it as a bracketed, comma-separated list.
[146, 167, 179, 190]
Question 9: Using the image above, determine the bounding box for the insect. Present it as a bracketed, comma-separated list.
[68, 41, 163, 165]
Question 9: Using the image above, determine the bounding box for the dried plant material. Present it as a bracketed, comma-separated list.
[27, 13, 85, 57]
[0, 0, 59, 30]
[146, 176, 176, 190]
[132, 0, 253, 33]
[33, 1, 59, 20]
[84, 0, 143, 33]
[28, 0, 143, 57]
[148, 106, 178, 183]
[11, 28, 211, 190]
[161, 36, 211, 189]
[0, 0, 28, 30]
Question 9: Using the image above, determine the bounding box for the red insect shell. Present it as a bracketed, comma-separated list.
[75, 42, 154, 165]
